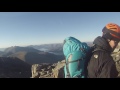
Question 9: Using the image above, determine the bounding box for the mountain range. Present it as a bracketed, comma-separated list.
[28, 42, 93, 55]
[0, 46, 64, 65]
[0, 42, 93, 65]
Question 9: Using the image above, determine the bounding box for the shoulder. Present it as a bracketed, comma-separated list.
[92, 49, 112, 62]
[92, 49, 108, 57]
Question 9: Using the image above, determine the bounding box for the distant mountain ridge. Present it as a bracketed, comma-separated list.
[0, 42, 93, 64]
[0, 42, 93, 52]
[4, 46, 40, 53]
[28, 42, 93, 55]
[0, 46, 64, 64]
[0, 48, 5, 51]
[0, 46, 41, 57]
[28, 43, 63, 51]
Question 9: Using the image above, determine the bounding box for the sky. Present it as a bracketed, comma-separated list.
[0, 12, 120, 48]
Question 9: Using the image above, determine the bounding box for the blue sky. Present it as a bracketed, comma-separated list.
[0, 12, 120, 48]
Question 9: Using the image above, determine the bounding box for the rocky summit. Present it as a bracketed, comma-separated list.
[31, 50, 120, 78]
[31, 60, 65, 78]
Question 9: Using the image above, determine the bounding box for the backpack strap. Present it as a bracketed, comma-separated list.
[65, 55, 71, 78]
[92, 45, 108, 53]
[92, 49, 106, 53]
[65, 62, 71, 78]
[65, 54, 84, 78]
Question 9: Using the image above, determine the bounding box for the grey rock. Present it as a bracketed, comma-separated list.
[52, 60, 65, 78]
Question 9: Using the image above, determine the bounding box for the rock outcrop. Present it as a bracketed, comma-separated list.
[31, 60, 65, 78]
[52, 60, 65, 78]
[31, 51, 120, 78]
[111, 51, 120, 77]
[31, 63, 57, 78]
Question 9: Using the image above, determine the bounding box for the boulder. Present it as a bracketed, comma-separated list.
[52, 60, 65, 78]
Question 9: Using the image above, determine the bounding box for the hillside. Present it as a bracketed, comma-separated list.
[0, 51, 3, 55]
[8, 51, 64, 64]
[0, 57, 31, 78]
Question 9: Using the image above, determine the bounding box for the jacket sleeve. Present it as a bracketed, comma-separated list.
[110, 63, 118, 78]
[98, 58, 118, 78]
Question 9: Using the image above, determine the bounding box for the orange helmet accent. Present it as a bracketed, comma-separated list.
[102, 23, 120, 40]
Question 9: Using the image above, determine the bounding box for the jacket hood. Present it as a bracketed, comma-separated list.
[93, 36, 112, 52]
